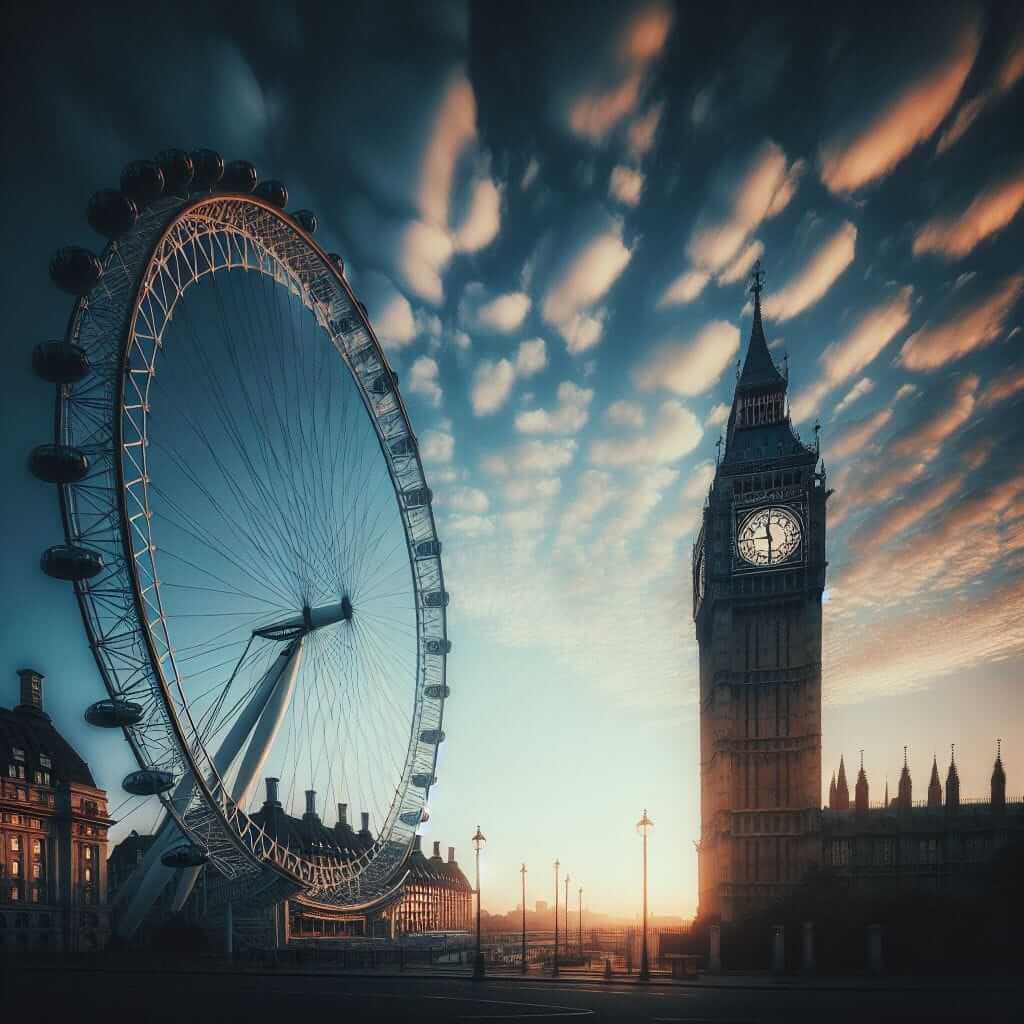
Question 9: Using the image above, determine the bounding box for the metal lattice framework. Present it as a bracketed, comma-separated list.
[55, 191, 449, 907]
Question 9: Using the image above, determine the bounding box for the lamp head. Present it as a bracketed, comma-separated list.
[471, 825, 486, 851]
[636, 808, 654, 836]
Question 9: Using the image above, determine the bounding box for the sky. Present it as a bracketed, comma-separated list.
[1, 0, 1023, 920]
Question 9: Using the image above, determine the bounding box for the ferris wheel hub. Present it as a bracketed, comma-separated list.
[252, 596, 354, 641]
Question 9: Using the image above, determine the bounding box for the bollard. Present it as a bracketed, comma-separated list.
[771, 924, 785, 974]
[709, 925, 722, 974]
[801, 921, 815, 974]
[867, 924, 883, 975]
[604, 957, 612, 979]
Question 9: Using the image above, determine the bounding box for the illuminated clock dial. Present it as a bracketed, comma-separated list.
[736, 506, 802, 567]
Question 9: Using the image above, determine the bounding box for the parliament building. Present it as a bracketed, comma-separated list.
[693, 265, 1022, 922]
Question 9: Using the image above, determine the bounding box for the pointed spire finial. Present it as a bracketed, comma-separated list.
[997, 737, 1002, 762]
[860, 750, 864, 772]
[904, 745, 908, 769]
[750, 259, 765, 300]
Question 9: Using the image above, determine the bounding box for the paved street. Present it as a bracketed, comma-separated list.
[5, 964, 1022, 1023]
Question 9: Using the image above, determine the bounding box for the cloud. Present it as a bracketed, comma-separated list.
[408, 355, 443, 407]
[607, 400, 646, 428]
[600, 466, 680, 546]
[658, 270, 711, 308]
[899, 275, 1024, 371]
[980, 369, 1024, 408]
[453, 176, 502, 253]
[460, 282, 532, 334]
[447, 486, 490, 514]
[503, 477, 562, 505]
[609, 165, 645, 206]
[628, 100, 665, 159]
[936, 36, 1024, 153]
[762, 222, 857, 321]
[912, 173, 1024, 259]
[447, 513, 496, 537]
[687, 141, 803, 275]
[418, 70, 477, 226]
[591, 400, 703, 466]
[828, 408, 894, 460]
[521, 156, 540, 190]
[396, 218, 454, 305]
[683, 461, 716, 500]
[889, 374, 978, 460]
[482, 439, 578, 477]
[833, 377, 875, 419]
[717, 239, 765, 286]
[633, 321, 741, 397]
[515, 338, 548, 377]
[420, 429, 454, 463]
[558, 470, 618, 546]
[705, 402, 730, 428]
[867, 475, 966, 548]
[564, 2, 674, 144]
[359, 271, 416, 349]
[542, 217, 632, 350]
[820, 21, 980, 192]
[471, 358, 516, 415]
[515, 381, 594, 435]
[790, 288, 913, 422]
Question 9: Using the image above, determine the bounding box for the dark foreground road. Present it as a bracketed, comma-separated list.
[4, 965, 1022, 1024]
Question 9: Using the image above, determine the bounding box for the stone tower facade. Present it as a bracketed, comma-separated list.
[694, 264, 828, 922]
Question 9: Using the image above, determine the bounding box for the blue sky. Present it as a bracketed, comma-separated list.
[1, 0, 1023, 918]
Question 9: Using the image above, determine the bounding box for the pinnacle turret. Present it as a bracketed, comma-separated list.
[855, 751, 869, 814]
[945, 744, 960, 812]
[992, 738, 1006, 811]
[897, 746, 912, 811]
[927, 755, 942, 808]
[835, 755, 850, 811]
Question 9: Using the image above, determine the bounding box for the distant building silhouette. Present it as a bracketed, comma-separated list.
[1, 669, 113, 951]
[694, 264, 1023, 921]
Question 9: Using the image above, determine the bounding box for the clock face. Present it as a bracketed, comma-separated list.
[736, 506, 802, 567]
[695, 548, 705, 601]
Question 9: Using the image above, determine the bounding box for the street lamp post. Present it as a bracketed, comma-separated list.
[520, 863, 527, 974]
[578, 886, 583, 957]
[564, 872, 570, 957]
[636, 809, 654, 982]
[553, 859, 560, 977]
[472, 825, 487, 980]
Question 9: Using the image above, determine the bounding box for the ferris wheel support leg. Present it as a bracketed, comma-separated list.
[168, 639, 305, 915]
[120, 641, 305, 931]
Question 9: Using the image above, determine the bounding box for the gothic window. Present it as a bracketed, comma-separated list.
[39, 755, 51, 770]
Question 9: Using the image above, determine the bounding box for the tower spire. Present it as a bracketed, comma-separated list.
[945, 744, 960, 813]
[835, 755, 850, 810]
[855, 750, 869, 815]
[735, 260, 786, 394]
[898, 746, 912, 811]
[992, 737, 1006, 811]
[927, 754, 942, 808]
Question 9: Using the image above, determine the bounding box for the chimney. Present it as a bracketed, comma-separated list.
[304, 789, 318, 820]
[265, 777, 280, 806]
[16, 669, 45, 716]
[448, 846, 455, 864]
[432, 841, 441, 859]
[337, 803, 348, 828]
[360, 811, 370, 834]
[413, 835, 422, 852]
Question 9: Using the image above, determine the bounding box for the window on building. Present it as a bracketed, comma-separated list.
[84, 867, 92, 883]
[84, 847, 92, 862]
[10, 836, 19, 853]
[31, 864, 41, 880]
[30, 887, 41, 904]
[10, 862, 20, 877]
[7, 765, 25, 780]
[33, 771, 50, 786]
[12, 748, 25, 763]
[32, 840, 41, 857]
[39, 755, 51, 770]
[9, 887, 19, 902]
[29, 820, 40, 831]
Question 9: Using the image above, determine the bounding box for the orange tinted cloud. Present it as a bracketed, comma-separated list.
[980, 369, 1024, 408]
[828, 408, 894, 460]
[763, 222, 857, 322]
[913, 173, 1024, 258]
[820, 22, 979, 193]
[900, 275, 1024, 370]
[889, 375, 978, 459]
[869, 475, 965, 547]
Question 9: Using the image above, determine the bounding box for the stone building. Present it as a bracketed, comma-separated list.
[0, 669, 113, 951]
[693, 264, 1022, 922]
[693, 264, 827, 921]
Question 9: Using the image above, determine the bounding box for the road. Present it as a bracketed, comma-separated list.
[5, 965, 1022, 1023]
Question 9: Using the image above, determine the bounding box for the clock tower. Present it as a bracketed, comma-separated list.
[693, 262, 828, 921]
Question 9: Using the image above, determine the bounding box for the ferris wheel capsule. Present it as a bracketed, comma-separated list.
[49, 247, 103, 295]
[423, 590, 450, 609]
[120, 160, 165, 208]
[254, 179, 288, 208]
[416, 540, 442, 559]
[221, 160, 258, 193]
[87, 190, 139, 238]
[155, 149, 195, 193]
[424, 684, 450, 700]
[411, 773, 437, 789]
[28, 444, 89, 484]
[84, 698, 144, 728]
[420, 729, 445, 745]
[40, 544, 103, 581]
[400, 808, 429, 826]
[327, 252, 345, 275]
[32, 341, 90, 384]
[292, 210, 317, 233]
[189, 148, 224, 190]
[425, 638, 451, 655]
[161, 844, 209, 869]
[122, 769, 176, 796]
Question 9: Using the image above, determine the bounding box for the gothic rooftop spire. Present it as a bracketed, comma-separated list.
[736, 260, 787, 393]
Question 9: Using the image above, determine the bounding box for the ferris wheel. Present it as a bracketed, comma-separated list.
[30, 149, 450, 932]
